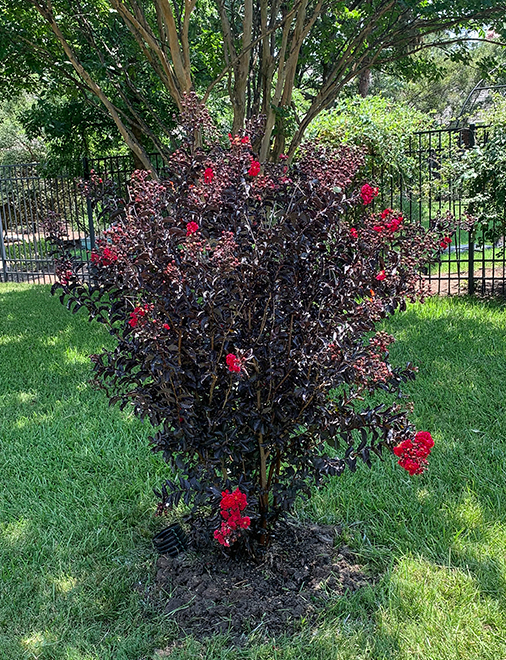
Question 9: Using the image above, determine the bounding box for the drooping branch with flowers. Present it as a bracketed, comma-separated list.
[46, 118, 453, 554]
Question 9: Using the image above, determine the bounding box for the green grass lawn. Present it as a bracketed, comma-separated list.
[1, 283, 506, 660]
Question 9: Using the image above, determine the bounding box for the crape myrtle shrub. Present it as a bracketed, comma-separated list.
[46, 119, 452, 550]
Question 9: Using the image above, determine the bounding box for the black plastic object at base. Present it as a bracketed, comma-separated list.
[153, 523, 188, 557]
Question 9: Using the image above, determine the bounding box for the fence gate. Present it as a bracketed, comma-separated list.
[373, 124, 506, 297]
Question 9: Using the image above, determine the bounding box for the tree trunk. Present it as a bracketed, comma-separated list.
[131, 124, 147, 170]
[359, 68, 371, 97]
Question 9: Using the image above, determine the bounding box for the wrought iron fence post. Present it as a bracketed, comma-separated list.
[0, 206, 8, 282]
[468, 123, 476, 148]
[82, 156, 96, 250]
[468, 227, 475, 295]
[465, 125, 476, 295]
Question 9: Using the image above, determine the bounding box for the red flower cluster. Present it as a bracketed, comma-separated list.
[128, 304, 152, 328]
[226, 353, 242, 373]
[350, 227, 358, 239]
[214, 488, 251, 547]
[386, 217, 403, 232]
[440, 236, 452, 249]
[372, 210, 403, 233]
[228, 133, 250, 146]
[360, 183, 379, 205]
[186, 221, 199, 236]
[393, 431, 434, 475]
[248, 160, 261, 177]
[90, 247, 118, 266]
[376, 270, 386, 281]
[204, 167, 214, 184]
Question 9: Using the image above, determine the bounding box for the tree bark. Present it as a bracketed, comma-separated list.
[20, 0, 506, 173]
[359, 68, 371, 97]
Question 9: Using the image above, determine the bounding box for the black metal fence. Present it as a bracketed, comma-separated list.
[373, 124, 505, 296]
[1, 131, 505, 295]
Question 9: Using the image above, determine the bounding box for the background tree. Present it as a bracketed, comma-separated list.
[0, 94, 46, 165]
[368, 40, 506, 121]
[1, 0, 505, 171]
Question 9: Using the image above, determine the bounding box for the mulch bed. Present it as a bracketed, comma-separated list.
[151, 520, 369, 642]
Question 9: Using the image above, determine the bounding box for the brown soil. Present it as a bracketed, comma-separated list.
[150, 520, 368, 643]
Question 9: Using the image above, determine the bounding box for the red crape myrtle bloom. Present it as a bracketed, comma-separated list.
[204, 167, 214, 184]
[372, 210, 402, 234]
[350, 227, 358, 239]
[226, 353, 242, 373]
[393, 431, 434, 475]
[376, 270, 386, 281]
[214, 488, 251, 547]
[90, 247, 118, 267]
[128, 304, 152, 328]
[360, 183, 379, 205]
[386, 217, 403, 232]
[248, 160, 261, 177]
[186, 221, 199, 236]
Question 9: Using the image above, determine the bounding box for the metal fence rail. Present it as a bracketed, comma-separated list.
[1, 133, 505, 295]
[0, 162, 91, 283]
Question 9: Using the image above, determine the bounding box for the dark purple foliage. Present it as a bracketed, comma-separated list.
[46, 129, 453, 550]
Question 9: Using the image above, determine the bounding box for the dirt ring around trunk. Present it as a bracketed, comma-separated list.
[150, 519, 370, 644]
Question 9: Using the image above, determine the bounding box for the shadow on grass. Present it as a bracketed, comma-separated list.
[387, 296, 506, 598]
[299, 295, 506, 658]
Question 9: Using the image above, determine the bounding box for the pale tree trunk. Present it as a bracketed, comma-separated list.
[259, 0, 322, 161]
[233, 0, 253, 134]
[270, 0, 309, 158]
[259, 10, 293, 162]
[24, 0, 499, 175]
[217, 0, 253, 135]
[359, 68, 371, 97]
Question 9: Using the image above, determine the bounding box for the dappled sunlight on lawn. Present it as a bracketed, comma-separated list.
[0, 518, 31, 547]
[378, 557, 506, 658]
[2, 285, 506, 659]
[0, 284, 168, 660]
[299, 295, 506, 658]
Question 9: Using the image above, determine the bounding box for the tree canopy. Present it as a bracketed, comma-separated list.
[1, 0, 505, 171]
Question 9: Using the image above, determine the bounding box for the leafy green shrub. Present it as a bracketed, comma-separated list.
[453, 96, 506, 242]
[308, 95, 434, 177]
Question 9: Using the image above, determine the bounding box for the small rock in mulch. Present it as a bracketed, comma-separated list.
[151, 520, 369, 640]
